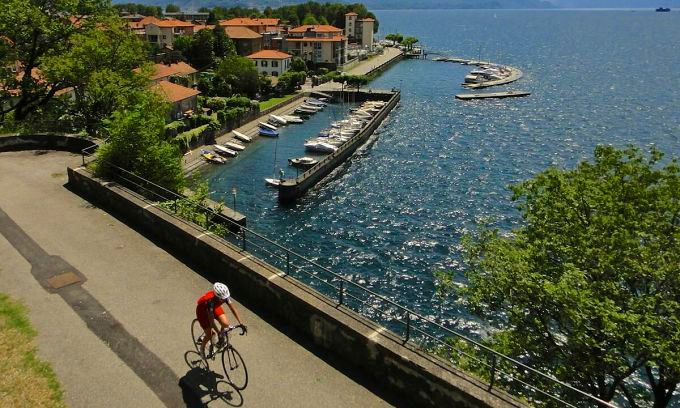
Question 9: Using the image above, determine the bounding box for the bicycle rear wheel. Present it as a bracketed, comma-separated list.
[222, 346, 248, 390]
[191, 318, 204, 352]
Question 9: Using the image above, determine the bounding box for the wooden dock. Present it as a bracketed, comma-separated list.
[455, 91, 530, 100]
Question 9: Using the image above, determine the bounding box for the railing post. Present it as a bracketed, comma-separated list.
[173, 199, 178, 213]
[338, 280, 344, 305]
[489, 354, 497, 390]
[241, 229, 246, 250]
[286, 252, 290, 276]
[404, 312, 411, 342]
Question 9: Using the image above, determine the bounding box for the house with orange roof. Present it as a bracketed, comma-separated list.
[145, 19, 195, 48]
[125, 16, 162, 40]
[284, 25, 348, 68]
[134, 62, 198, 85]
[152, 80, 200, 120]
[219, 18, 280, 34]
[222, 26, 263, 56]
[246, 50, 292, 77]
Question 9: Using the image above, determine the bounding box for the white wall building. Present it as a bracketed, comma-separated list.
[246, 50, 292, 77]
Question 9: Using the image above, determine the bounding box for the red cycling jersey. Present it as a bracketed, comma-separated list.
[196, 290, 232, 331]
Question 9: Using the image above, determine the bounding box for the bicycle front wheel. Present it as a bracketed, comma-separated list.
[222, 346, 248, 390]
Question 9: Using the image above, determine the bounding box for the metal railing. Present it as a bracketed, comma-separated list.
[80, 148, 616, 408]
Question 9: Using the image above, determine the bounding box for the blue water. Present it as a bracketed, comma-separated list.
[203, 10, 680, 337]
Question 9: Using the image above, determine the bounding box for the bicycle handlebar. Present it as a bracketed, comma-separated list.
[225, 324, 247, 336]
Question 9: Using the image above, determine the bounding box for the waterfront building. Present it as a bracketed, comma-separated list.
[222, 26, 263, 56]
[152, 80, 200, 120]
[145, 20, 195, 48]
[284, 25, 347, 68]
[246, 50, 292, 77]
[344, 12, 374, 51]
[344, 12, 358, 41]
[219, 18, 281, 35]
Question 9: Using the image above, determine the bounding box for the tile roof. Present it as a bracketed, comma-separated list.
[151, 19, 194, 28]
[153, 80, 200, 103]
[223, 26, 262, 39]
[220, 18, 280, 26]
[141, 62, 197, 80]
[127, 16, 162, 29]
[345, 12, 358, 16]
[286, 36, 346, 42]
[289, 24, 343, 33]
[246, 50, 292, 60]
[193, 24, 216, 31]
[359, 18, 375, 22]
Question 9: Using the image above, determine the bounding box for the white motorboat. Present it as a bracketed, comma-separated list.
[232, 130, 251, 143]
[264, 178, 281, 187]
[281, 115, 304, 123]
[295, 107, 317, 115]
[269, 114, 287, 125]
[304, 141, 338, 153]
[259, 121, 278, 131]
[288, 156, 318, 168]
[305, 98, 327, 107]
[224, 142, 245, 151]
[213, 144, 238, 157]
[300, 104, 323, 111]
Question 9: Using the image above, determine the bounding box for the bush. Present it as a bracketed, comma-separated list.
[174, 124, 209, 149]
[204, 97, 227, 111]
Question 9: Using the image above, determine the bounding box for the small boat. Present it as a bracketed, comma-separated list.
[201, 150, 226, 164]
[305, 98, 327, 107]
[656, 7, 670, 12]
[213, 144, 237, 157]
[269, 114, 287, 125]
[259, 121, 278, 131]
[224, 142, 245, 151]
[232, 130, 251, 143]
[264, 178, 281, 187]
[281, 115, 304, 123]
[288, 156, 318, 168]
[258, 126, 279, 137]
[300, 104, 323, 111]
[295, 106, 317, 114]
[304, 141, 337, 153]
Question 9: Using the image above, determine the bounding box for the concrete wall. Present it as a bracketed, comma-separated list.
[67, 165, 525, 408]
[0, 133, 97, 155]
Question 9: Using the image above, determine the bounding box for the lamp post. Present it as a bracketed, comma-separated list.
[231, 186, 237, 214]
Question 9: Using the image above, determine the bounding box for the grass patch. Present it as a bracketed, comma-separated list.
[0, 293, 65, 408]
[259, 93, 298, 111]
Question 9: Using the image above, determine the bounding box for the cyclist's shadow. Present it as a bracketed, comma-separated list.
[180, 350, 244, 407]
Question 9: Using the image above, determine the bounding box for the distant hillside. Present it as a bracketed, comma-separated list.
[112, 0, 556, 10]
[548, 0, 680, 7]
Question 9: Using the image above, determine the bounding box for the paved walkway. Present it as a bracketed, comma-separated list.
[0, 150, 397, 407]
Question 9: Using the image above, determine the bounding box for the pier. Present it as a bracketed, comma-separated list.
[462, 66, 523, 89]
[278, 89, 400, 203]
[456, 90, 531, 100]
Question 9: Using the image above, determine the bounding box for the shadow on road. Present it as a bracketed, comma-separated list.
[180, 351, 243, 407]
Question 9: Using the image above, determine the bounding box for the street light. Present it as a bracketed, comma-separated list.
[231, 186, 237, 213]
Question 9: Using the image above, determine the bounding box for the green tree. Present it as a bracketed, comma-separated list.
[290, 57, 307, 73]
[189, 29, 215, 70]
[301, 12, 318, 25]
[401, 36, 419, 50]
[96, 89, 184, 192]
[345, 74, 369, 92]
[216, 56, 259, 98]
[0, 0, 111, 121]
[459, 145, 680, 406]
[165, 4, 179, 13]
[212, 26, 236, 59]
[385, 33, 403, 44]
[41, 17, 148, 136]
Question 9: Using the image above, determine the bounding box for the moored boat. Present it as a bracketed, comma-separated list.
[224, 142, 245, 151]
[232, 130, 251, 143]
[213, 144, 238, 157]
[258, 121, 278, 131]
[201, 150, 226, 164]
[264, 178, 281, 186]
[304, 141, 338, 153]
[269, 114, 287, 125]
[288, 156, 319, 168]
[259, 126, 279, 137]
[281, 115, 304, 123]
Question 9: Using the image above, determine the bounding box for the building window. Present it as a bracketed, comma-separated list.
[314, 42, 322, 50]
[272, 61, 278, 67]
[253, 60, 257, 66]
[261, 60, 268, 67]
[272, 71, 278, 77]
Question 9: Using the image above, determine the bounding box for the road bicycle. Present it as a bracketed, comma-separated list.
[191, 319, 249, 390]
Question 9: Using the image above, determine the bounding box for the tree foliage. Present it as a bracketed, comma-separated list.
[385, 33, 404, 44]
[290, 57, 307, 73]
[96, 89, 184, 192]
[401, 36, 419, 50]
[165, 4, 179, 13]
[216, 56, 259, 98]
[458, 145, 680, 406]
[0, 0, 112, 121]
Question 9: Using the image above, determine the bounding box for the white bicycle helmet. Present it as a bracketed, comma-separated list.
[213, 282, 230, 300]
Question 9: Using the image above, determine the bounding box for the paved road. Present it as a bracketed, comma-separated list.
[0, 150, 398, 408]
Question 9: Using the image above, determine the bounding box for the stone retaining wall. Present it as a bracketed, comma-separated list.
[67, 165, 525, 408]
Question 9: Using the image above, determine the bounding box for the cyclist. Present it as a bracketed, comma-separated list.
[196, 282, 246, 359]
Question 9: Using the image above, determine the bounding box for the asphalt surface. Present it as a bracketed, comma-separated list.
[0, 150, 398, 408]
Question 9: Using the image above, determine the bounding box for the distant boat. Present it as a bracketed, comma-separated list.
[304, 141, 338, 153]
[264, 178, 281, 187]
[213, 144, 237, 157]
[656, 7, 671, 12]
[232, 130, 251, 143]
[258, 126, 279, 137]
